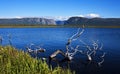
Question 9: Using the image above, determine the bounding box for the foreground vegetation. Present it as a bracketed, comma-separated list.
[0, 46, 74, 74]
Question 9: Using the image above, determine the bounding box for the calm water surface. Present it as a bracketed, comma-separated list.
[0, 28, 120, 74]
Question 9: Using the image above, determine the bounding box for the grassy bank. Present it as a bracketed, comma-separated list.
[0, 25, 58, 28]
[0, 25, 120, 28]
[0, 46, 74, 74]
[63, 25, 120, 28]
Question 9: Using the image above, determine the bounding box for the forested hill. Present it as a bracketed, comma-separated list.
[64, 17, 120, 26]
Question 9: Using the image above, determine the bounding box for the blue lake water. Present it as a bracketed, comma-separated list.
[0, 28, 120, 74]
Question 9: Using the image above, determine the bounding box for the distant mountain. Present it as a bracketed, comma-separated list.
[55, 20, 65, 25]
[0, 17, 120, 26]
[0, 18, 56, 25]
[64, 17, 120, 26]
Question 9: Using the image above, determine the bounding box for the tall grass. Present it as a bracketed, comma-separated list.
[0, 46, 75, 74]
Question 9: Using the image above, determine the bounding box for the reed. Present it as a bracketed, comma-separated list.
[0, 46, 74, 74]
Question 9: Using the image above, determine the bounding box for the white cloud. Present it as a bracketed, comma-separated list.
[71, 13, 101, 19]
[0, 13, 101, 20]
[85, 13, 100, 18]
[78, 15, 85, 17]
[15, 16, 23, 19]
[42, 16, 70, 21]
[54, 16, 70, 20]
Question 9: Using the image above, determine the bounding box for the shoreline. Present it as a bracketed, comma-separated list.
[0, 25, 120, 28]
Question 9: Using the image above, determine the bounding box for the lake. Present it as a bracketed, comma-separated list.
[0, 28, 120, 74]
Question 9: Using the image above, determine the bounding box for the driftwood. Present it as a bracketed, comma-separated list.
[49, 25, 85, 64]
[0, 36, 3, 45]
[27, 47, 45, 53]
[49, 50, 72, 64]
[49, 25, 106, 67]
[26, 44, 46, 54]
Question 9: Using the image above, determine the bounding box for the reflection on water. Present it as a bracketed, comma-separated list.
[0, 28, 120, 74]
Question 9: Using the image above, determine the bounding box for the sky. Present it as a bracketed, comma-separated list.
[0, 0, 120, 20]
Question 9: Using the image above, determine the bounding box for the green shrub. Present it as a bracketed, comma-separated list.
[0, 46, 75, 74]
